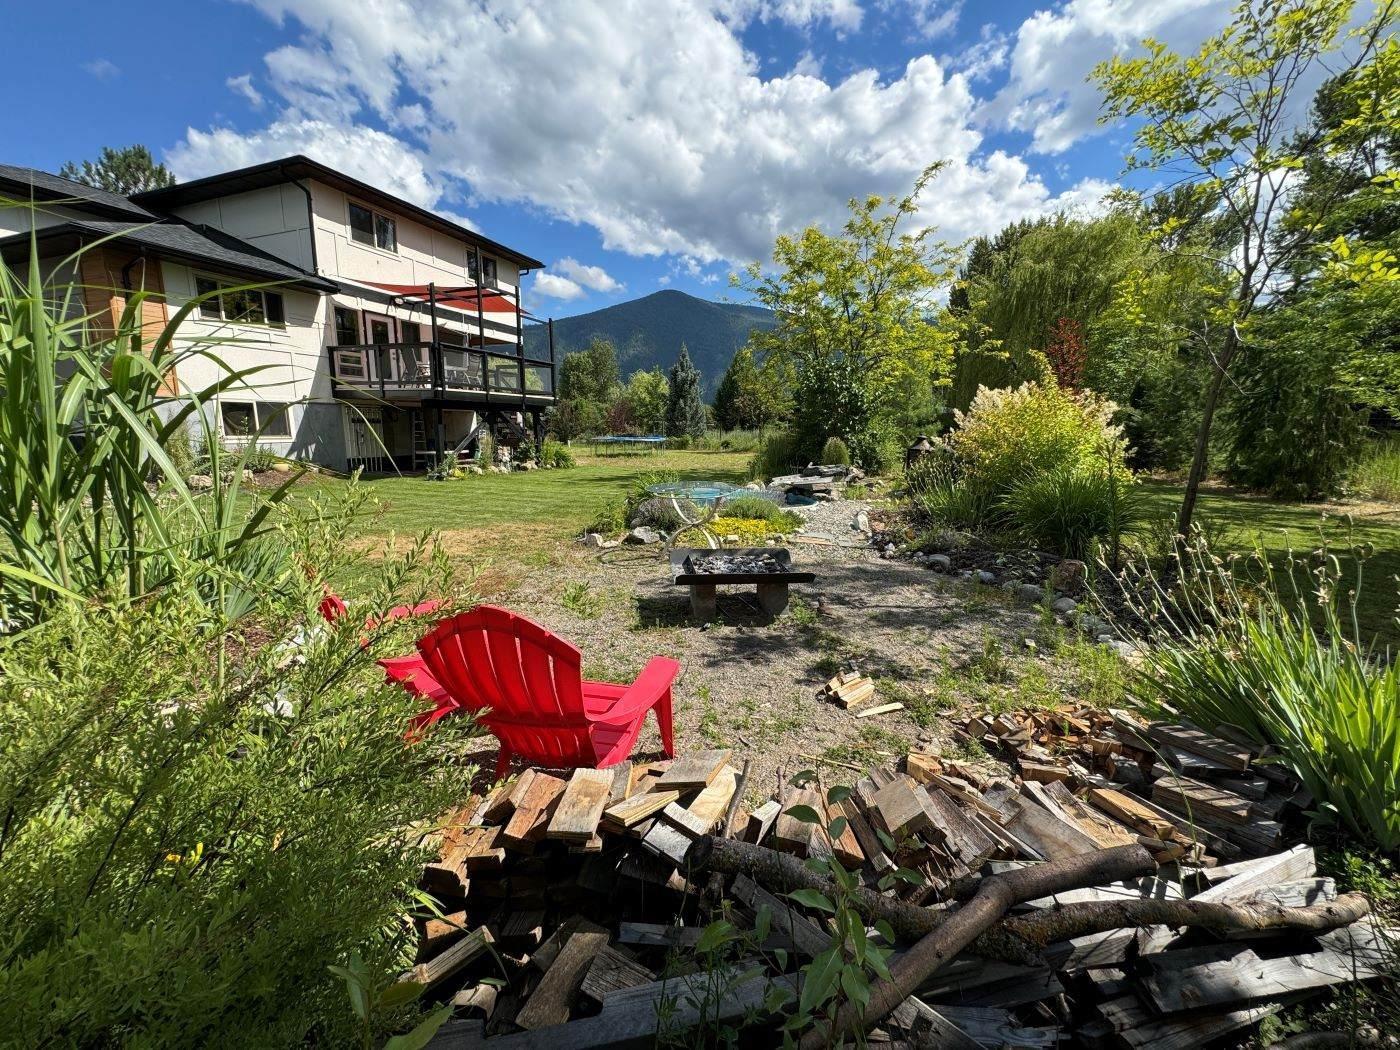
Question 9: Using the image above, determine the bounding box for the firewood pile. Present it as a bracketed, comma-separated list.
[417, 732, 1392, 1050]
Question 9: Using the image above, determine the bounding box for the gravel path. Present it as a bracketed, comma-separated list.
[468, 518, 1056, 802]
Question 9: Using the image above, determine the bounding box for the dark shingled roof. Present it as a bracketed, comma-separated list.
[0, 164, 159, 220]
[0, 218, 338, 292]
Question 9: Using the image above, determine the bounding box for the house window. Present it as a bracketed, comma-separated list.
[437, 327, 464, 346]
[221, 400, 293, 439]
[257, 402, 292, 438]
[469, 252, 498, 285]
[195, 275, 286, 328]
[349, 201, 397, 252]
[401, 321, 422, 343]
[334, 306, 360, 346]
[220, 401, 255, 437]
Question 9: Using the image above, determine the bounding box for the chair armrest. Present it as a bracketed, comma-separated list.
[597, 656, 680, 722]
[378, 654, 450, 705]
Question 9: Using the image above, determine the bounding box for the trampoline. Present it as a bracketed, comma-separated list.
[590, 434, 667, 455]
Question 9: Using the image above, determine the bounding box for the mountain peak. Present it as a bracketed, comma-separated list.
[526, 291, 775, 395]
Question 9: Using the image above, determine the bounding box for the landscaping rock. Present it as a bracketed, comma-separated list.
[853, 510, 870, 534]
[1051, 596, 1078, 616]
[187, 474, 213, 490]
[927, 554, 952, 572]
[1104, 639, 1136, 659]
[579, 532, 607, 548]
[1050, 558, 1087, 595]
[1017, 583, 1044, 603]
[976, 570, 996, 585]
[624, 526, 661, 545]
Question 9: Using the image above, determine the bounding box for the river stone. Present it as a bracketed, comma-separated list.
[624, 526, 661, 545]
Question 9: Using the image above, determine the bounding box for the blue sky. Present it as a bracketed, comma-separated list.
[2, 0, 1237, 319]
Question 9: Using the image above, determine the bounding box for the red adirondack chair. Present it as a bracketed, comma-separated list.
[412, 605, 679, 778]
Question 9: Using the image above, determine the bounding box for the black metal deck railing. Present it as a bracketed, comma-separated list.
[328, 342, 554, 400]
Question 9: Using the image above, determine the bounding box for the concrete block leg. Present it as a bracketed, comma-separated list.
[690, 583, 718, 621]
[756, 582, 790, 616]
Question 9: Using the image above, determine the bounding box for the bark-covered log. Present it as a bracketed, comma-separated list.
[686, 834, 948, 942]
[797, 844, 1158, 1050]
[1266, 1031, 1385, 1049]
[1003, 892, 1371, 947]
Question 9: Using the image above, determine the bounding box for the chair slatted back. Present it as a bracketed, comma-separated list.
[417, 605, 586, 731]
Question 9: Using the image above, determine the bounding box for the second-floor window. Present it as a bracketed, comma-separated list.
[195, 276, 285, 327]
[334, 307, 360, 346]
[467, 253, 498, 286]
[349, 201, 397, 252]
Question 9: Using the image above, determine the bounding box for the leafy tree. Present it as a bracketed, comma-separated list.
[740, 165, 957, 464]
[1092, 0, 1394, 533]
[552, 338, 621, 439]
[665, 344, 707, 438]
[622, 367, 669, 434]
[557, 337, 620, 403]
[59, 144, 175, 194]
[714, 346, 783, 431]
[949, 211, 1149, 411]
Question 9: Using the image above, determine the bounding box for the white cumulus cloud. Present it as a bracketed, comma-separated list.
[533, 273, 586, 300]
[226, 74, 266, 109]
[169, 0, 1209, 271]
[555, 258, 624, 294]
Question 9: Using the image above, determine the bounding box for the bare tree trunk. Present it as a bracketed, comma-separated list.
[1176, 328, 1239, 537]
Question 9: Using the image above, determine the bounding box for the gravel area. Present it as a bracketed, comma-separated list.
[470, 514, 1059, 801]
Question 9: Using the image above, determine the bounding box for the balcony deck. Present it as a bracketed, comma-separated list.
[329, 342, 555, 403]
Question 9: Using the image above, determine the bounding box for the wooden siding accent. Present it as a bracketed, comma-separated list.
[78, 248, 178, 395]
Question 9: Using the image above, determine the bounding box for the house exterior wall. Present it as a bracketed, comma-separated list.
[167, 184, 316, 273]
[0, 202, 107, 238]
[160, 258, 333, 454]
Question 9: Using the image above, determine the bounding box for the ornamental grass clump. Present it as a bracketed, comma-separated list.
[1119, 535, 1400, 852]
[0, 226, 302, 629]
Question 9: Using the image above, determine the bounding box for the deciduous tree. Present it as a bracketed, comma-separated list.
[1092, 0, 1395, 533]
[740, 165, 957, 464]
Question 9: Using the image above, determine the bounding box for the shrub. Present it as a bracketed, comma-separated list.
[907, 461, 993, 533]
[1351, 437, 1400, 502]
[1122, 539, 1400, 851]
[0, 505, 482, 1045]
[241, 443, 282, 472]
[950, 381, 1128, 497]
[1004, 464, 1147, 562]
[629, 496, 699, 532]
[819, 436, 852, 466]
[541, 439, 575, 469]
[747, 431, 799, 481]
[716, 494, 801, 532]
[511, 439, 537, 466]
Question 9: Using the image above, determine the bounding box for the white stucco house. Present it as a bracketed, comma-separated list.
[0, 157, 555, 472]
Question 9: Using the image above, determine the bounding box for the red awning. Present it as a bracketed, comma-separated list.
[367, 281, 524, 316]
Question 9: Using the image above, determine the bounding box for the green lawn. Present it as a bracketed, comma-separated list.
[308, 448, 751, 560]
[301, 452, 1399, 645]
[1140, 480, 1400, 648]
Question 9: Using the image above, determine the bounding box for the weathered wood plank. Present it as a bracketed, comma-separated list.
[684, 765, 740, 833]
[500, 772, 567, 850]
[1192, 846, 1315, 903]
[871, 777, 932, 840]
[731, 873, 831, 957]
[1147, 723, 1253, 771]
[744, 799, 782, 845]
[580, 945, 654, 1002]
[514, 925, 612, 1029]
[655, 749, 732, 792]
[601, 789, 680, 831]
[400, 926, 494, 992]
[546, 768, 616, 842]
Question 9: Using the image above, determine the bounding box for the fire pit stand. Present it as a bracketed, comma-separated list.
[669, 548, 816, 619]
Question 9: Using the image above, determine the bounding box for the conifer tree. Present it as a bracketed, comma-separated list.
[665, 344, 707, 438]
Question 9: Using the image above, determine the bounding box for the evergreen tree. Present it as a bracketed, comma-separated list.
[713, 346, 780, 431]
[59, 145, 175, 195]
[665, 344, 707, 438]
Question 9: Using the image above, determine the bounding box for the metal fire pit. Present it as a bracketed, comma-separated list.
[669, 547, 815, 619]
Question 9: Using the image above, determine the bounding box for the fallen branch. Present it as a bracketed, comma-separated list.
[798, 844, 1158, 1050]
[687, 835, 947, 944]
[1002, 892, 1372, 947]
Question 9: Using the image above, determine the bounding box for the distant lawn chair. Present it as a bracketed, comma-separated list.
[318, 591, 443, 645]
[403, 604, 679, 779]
